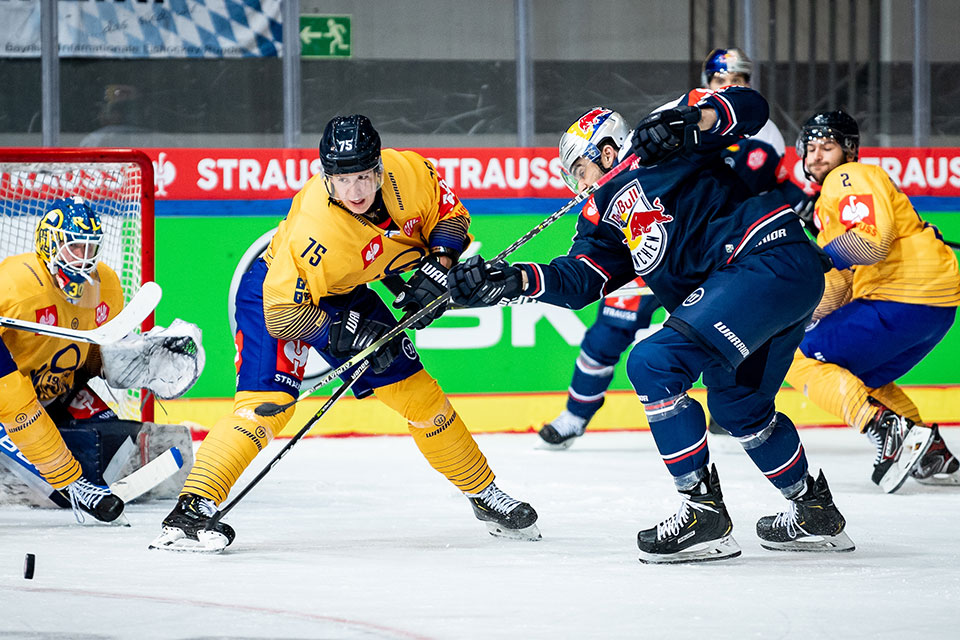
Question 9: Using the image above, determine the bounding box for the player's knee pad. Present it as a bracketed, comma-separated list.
[374, 370, 493, 494]
[625, 340, 693, 402]
[183, 390, 294, 503]
[0, 371, 80, 488]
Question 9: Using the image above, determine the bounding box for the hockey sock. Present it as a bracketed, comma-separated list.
[644, 392, 710, 489]
[0, 371, 81, 488]
[565, 350, 615, 421]
[735, 412, 809, 498]
[785, 351, 877, 432]
[181, 390, 295, 504]
[868, 382, 923, 425]
[375, 369, 494, 494]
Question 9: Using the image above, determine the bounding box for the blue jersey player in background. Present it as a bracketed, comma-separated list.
[449, 85, 854, 564]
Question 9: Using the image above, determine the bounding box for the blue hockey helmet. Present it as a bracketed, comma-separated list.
[701, 48, 753, 87]
[35, 197, 103, 300]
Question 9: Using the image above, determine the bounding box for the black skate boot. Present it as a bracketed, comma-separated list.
[149, 493, 236, 553]
[865, 410, 935, 493]
[538, 411, 588, 449]
[636, 464, 741, 564]
[757, 470, 855, 552]
[911, 425, 960, 485]
[63, 477, 125, 524]
[467, 483, 540, 540]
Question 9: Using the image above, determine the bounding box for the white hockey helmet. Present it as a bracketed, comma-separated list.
[558, 107, 629, 192]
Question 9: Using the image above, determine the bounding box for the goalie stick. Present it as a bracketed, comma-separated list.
[254, 153, 640, 418]
[0, 281, 162, 345]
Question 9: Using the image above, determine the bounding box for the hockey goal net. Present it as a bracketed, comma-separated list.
[0, 148, 155, 421]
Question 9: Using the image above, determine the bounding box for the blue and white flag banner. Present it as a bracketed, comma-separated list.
[1, 0, 283, 59]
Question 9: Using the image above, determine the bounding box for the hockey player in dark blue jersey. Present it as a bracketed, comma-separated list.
[449, 85, 854, 563]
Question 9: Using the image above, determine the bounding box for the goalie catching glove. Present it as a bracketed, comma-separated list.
[100, 319, 205, 399]
[448, 255, 524, 308]
[392, 254, 449, 329]
[631, 105, 702, 166]
[328, 310, 403, 374]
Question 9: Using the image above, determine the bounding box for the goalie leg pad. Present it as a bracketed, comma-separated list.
[375, 369, 495, 495]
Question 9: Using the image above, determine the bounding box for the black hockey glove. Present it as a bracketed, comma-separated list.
[631, 105, 702, 167]
[392, 254, 449, 329]
[328, 310, 402, 374]
[448, 255, 524, 308]
[794, 192, 820, 238]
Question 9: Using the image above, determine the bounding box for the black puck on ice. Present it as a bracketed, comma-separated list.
[23, 553, 35, 580]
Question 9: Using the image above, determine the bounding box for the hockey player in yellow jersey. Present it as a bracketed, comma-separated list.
[152, 115, 539, 552]
[785, 110, 960, 493]
[1, 197, 204, 522]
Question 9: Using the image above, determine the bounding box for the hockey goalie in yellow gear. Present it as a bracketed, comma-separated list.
[152, 115, 540, 553]
[785, 110, 960, 493]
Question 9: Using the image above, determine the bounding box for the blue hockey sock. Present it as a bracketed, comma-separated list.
[565, 351, 615, 421]
[734, 412, 809, 497]
[645, 392, 710, 490]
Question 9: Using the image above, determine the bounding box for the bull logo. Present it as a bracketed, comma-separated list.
[627, 197, 672, 240]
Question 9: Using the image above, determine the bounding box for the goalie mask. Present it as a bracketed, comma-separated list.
[701, 48, 753, 87]
[796, 110, 860, 179]
[319, 114, 384, 203]
[558, 108, 629, 192]
[35, 197, 104, 303]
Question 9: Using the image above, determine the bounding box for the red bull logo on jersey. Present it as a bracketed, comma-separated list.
[602, 179, 672, 276]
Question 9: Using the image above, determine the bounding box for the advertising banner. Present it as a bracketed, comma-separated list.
[142, 147, 960, 202]
[1, 0, 282, 59]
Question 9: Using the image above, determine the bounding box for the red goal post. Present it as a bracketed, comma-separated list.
[0, 148, 156, 422]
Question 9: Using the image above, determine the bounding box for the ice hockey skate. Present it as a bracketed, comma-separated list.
[636, 464, 741, 564]
[62, 477, 126, 525]
[911, 425, 960, 485]
[866, 410, 935, 493]
[149, 493, 236, 553]
[538, 411, 587, 449]
[756, 470, 855, 552]
[466, 483, 540, 540]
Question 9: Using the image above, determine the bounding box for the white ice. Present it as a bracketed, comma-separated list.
[2, 428, 959, 640]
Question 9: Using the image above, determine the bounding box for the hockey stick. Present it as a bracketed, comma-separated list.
[0, 281, 162, 345]
[254, 153, 639, 418]
[204, 360, 370, 535]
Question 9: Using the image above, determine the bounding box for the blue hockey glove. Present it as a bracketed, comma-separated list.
[328, 310, 402, 374]
[631, 105, 701, 166]
[449, 255, 524, 307]
[392, 254, 449, 329]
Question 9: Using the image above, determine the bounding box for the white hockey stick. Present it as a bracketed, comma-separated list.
[110, 446, 184, 503]
[0, 281, 162, 345]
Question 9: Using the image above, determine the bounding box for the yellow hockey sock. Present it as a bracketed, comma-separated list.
[375, 369, 494, 494]
[868, 382, 923, 425]
[785, 350, 877, 432]
[181, 390, 295, 504]
[0, 371, 80, 489]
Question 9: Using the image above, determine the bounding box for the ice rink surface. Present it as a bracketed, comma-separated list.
[2, 427, 959, 640]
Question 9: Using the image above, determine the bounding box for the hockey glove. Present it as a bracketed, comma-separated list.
[448, 255, 524, 307]
[100, 319, 205, 399]
[392, 254, 449, 329]
[631, 105, 702, 166]
[328, 310, 402, 374]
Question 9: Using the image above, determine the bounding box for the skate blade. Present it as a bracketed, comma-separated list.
[760, 529, 856, 553]
[913, 470, 960, 486]
[539, 439, 577, 451]
[484, 521, 542, 541]
[638, 535, 741, 565]
[879, 426, 936, 493]
[148, 527, 229, 554]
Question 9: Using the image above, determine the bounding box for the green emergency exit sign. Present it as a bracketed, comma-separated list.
[300, 15, 351, 58]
